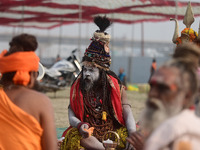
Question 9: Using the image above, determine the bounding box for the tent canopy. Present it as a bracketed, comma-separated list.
[1, 0, 200, 29]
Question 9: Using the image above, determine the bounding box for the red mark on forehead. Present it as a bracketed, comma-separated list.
[150, 78, 178, 92]
[170, 84, 177, 92]
[149, 78, 157, 85]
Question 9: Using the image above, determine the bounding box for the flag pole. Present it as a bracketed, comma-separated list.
[78, 0, 82, 58]
[175, 0, 178, 19]
[141, 22, 144, 56]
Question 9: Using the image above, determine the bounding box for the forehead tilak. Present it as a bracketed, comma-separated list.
[150, 67, 179, 86]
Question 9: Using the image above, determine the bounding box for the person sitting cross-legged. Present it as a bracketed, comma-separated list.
[61, 16, 136, 150]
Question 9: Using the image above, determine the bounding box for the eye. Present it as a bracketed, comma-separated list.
[158, 84, 171, 93]
[89, 69, 93, 72]
[150, 82, 170, 93]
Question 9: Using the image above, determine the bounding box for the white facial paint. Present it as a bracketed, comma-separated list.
[83, 65, 100, 83]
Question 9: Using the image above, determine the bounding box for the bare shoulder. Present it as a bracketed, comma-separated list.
[25, 89, 53, 114]
[20, 88, 51, 105]
[17, 88, 57, 149]
[10, 87, 53, 122]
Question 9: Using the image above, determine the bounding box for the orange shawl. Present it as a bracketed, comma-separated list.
[0, 88, 43, 150]
[0, 50, 39, 85]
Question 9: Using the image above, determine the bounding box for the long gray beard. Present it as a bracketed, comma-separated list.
[84, 79, 94, 92]
[140, 98, 183, 135]
[140, 98, 168, 135]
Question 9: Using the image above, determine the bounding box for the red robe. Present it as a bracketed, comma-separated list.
[62, 75, 125, 137]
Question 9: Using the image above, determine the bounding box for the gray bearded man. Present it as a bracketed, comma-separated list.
[127, 56, 200, 150]
[61, 16, 136, 150]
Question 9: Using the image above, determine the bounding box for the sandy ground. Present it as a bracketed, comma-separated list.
[46, 86, 147, 129]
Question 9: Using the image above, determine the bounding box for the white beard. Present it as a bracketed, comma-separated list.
[140, 97, 183, 135]
[140, 98, 168, 135]
[84, 79, 94, 92]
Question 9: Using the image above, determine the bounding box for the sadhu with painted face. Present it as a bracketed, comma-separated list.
[61, 16, 136, 150]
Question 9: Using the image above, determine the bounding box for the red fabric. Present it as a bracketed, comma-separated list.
[1, 1, 200, 29]
[62, 126, 72, 137]
[108, 75, 125, 125]
[70, 75, 125, 125]
[70, 78, 84, 121]
[77, 122, 90, 131]
[189, 105, 195, 110]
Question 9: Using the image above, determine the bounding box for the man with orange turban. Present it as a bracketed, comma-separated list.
[0, 34, 57, 150]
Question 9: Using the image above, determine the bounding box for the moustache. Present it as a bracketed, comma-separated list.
[84, 77, 92, 82]
[140, 98, 168, 133]
[84, 75, 92, 80]
[146, 98, 165, 111]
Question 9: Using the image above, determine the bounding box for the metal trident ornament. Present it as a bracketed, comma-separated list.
[170, 2, 200, 44]
[183, 1, 194, 28]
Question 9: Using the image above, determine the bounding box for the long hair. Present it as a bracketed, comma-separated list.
[79, 68, 122, 114]
[162, 58, 198, 107]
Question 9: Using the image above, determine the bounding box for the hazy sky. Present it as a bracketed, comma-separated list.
[2, 15, 200, 43]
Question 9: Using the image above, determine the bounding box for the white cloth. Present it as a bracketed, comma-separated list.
[144, 109, 200, 150]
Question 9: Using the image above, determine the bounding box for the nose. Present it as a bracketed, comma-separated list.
[85, 71, 90, 77]
[148, 86, 159, 99]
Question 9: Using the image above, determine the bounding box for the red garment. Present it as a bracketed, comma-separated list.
[62, 75, 125, 137]
[70, 74, 125, 125]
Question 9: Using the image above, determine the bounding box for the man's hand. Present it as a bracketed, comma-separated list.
[125, 141, 135, 150]
[57, 137, 65, 150]
[79, 123, 90, 138]
[126, 131, 144, 150]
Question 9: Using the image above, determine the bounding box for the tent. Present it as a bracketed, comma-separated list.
[1, 0, 200, 29]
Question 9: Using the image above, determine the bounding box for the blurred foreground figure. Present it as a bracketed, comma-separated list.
[144, 58, 200, 150]
[127, 3, 200, 149]
[172, 43, 200, 116]
[172, 42, 200, 69]
[127, 56, 200, 150]
[0, 34, 57, 150]
[61, 16, 136, 150]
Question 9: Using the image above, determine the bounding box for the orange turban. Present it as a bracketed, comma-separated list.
[0, 50, 39, 86]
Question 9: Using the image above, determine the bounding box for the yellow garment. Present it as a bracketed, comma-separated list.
[61, 127, 128, 150]
[0, 88, 43, 150]
[61, 128, 84, 150]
